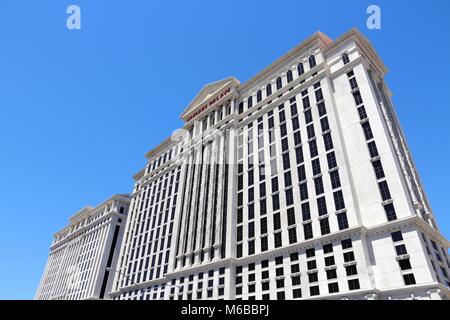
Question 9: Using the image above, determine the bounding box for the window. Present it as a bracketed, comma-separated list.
[284, 171, 292, 187]
[337, 212, 349, 230]
[320, 218, 330, 235]
[305, 109, 313, 124]
[287, 208, 296, 226]
[349, 77, 358, 90]
[293, 288, 302, 298]
[344, 251, 355, 262]
[299, 182, 308, 200]
[272, 194, 280, 211]
[256, 90, 262, 103]
[304, 223, 313, 240]
[237, 226, 243, 241]
[237, 244, 242, 258]
[384, 203, 397, 221]
[330, 170, 341, 189]
[362, 122, 373, 140]
[261, 236, 268, 251]
[357, 106, 367, 120]
[276, 279, 285, 289]
[260, 217, 268, 235]
[327, 152, 337, 169]
[372, 160, 385, 179]
[260, 199, 267, 216]
[274, 233, 282, 248]
[307, 124, 315, 139]
[326, 269, 337, 280]
[320, 117, 330, 132]
[290, 252, 299, 262]
[308, 55, 317, 69]
[308, 272, 318, 283]
[309, 286, 320, 296]
[297, 62, 304, 76]
[301, 202, 311, 221]
[296, 147, 304, 164]
[291, 102, 298, 115]
[247, 96, 253, 109]
[248, 222, 255, 238]
[395, 244, 408, 256]
[313, 87, 322, 101]
[348, 279, 360, 290]
[403, 273, 416, 285]
[271, 177, 279, 193]
[378, 181, 392, 201]
[333, 190, 346, 210]
[391, 231, 403, 242]
[342, 52, 350, 65]
[325, 256, 335, 266]
[291, 276, 301, 287]
[273, 212, 281, 230]
[309, 140, 318, 157]
[323, 243, 333, 254]
[294, 131, 301, 146]
[328, 282, 339, 294]
[302, 96, 310, 109]
[318, 102, 327, 117]
[282, 153, 290, 170]
[276, 77, 282, 90]
[287, 70, 293, 83]
[306, 248, 315, 258]
[353, 91, 363, 106]
[341, 238, 352, 249]
[346, 265, 358, 276]
[317, 196, 327, 216]
[288, 228, 297, 244]
[238, 102, 244, 114]
[368, 141, 379, 158]
[277, 291, 285, 300]
[261, 282, 270, 292]
[312, 158, 321, 175]
[399, 259, 412, 270]
[276, 266, 284, 275]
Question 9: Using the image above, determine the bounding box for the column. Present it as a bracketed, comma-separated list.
[192, 143, 212, 266]
[203, 138, 219, 261]
[184, 147, 203, 266]
[175, 152, 195, 269]
[212, 132, 226, 260]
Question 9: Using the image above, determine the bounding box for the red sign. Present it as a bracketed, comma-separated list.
[186, 87, 231, 122]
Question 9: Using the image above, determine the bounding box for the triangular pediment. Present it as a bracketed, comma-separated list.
[181, 77, 240, 121]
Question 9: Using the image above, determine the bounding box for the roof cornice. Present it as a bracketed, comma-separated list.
[324, 28, 388, 76]
[239, 31, 333, 92]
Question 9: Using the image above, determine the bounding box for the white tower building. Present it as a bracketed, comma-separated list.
[107, 28, 449, 300]
[35, 194, 130, 300]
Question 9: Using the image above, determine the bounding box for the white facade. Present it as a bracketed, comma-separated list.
[35, 194, 130, 300]
[108, 28, 450, 300]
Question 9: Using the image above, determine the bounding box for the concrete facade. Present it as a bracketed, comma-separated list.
[35, 194, 130, 300]
[37, 28, 450, 301]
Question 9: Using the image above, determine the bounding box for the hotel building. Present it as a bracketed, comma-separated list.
[94, 28, 448, 300]
[35, 194, 130, 300]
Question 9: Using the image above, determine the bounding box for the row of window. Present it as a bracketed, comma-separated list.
[348, 70, 397, 222]
[238, 55, 317, 114]
[119, 168, 180, 287]
[235, 239, 360, 299]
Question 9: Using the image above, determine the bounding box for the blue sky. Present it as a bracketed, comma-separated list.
[0, 0, 449, 299]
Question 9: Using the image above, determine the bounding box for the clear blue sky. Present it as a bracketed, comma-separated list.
[0, 0, 449, 299]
